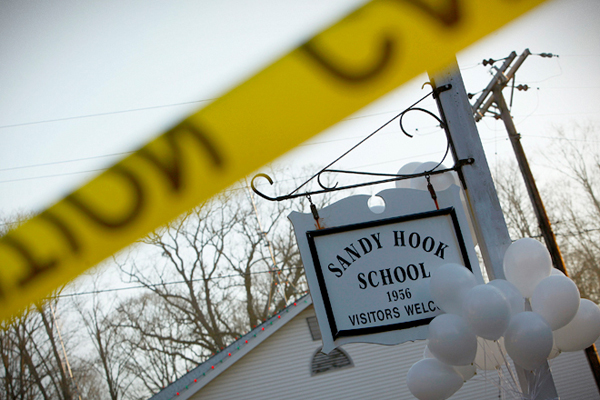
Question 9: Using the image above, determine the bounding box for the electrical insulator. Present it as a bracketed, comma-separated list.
[539, 52, 556, 58]
[482, 58, 495, 66]
[516, 84, 529, 91]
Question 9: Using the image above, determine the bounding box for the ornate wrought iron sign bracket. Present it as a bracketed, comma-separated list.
[251, 84, 473, 203]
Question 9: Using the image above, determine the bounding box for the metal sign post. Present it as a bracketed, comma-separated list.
[429, 59, 558, 399]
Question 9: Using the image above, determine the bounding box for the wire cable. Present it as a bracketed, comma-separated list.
[0, 99, 216, 130]
[0, 152, 133, 172]
[0, 168, 106, 184]
[0, 98, 435, 130]
[56, 266, 304, 298]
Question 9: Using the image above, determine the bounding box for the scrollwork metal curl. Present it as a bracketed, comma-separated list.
[317, 169, 339, 190]
[398, 107, 445, 138]
[250, 173, 278, 201]
[250, 84, 465, 203]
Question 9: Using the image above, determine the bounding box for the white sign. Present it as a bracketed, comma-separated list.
[289, 186, 482, 353]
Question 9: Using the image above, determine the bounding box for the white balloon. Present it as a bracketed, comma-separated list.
[395, 162, 422, 188]
[428, 314, 477, 366]
[427, 341, 476, 382]
[423, 346, 479, 382]
[425, 342, 476, 382]
[463, 284, 511, 340]
[430, 263, 477, 315]
[406, 358, 464, 400]
[410, 162, 459, 192]
[503, 238, 552, 298]
[554, 299, 600, 352]
[504, 312, 553, 371]
[551, 268, 566, 276]
[531, 275, 580, 330]
[474, 337, 505, 370]
[487, 279, 525, 318]
[453, 364, 476, 382]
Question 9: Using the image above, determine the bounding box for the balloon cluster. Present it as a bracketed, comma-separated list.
[406, 238, 600, 400]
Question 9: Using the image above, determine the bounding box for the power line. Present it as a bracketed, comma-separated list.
[3, 131, 591, 187]
[532, 227, 600, 239]
[480, 134, 600, 145]
[0, 152, 133, 172]
[0, 135, 450, 185]
[53, 224, 600, 299]
[297, 124, 442, 148]
[0, 123, 442, 175]
[512, 111, 600, 118]
[56, 266, 304, 298]
[0, 101, 431, 131]
[523, 134, 600, 143]
[0, 168, 106, 184]
[0, 99, 216, 130]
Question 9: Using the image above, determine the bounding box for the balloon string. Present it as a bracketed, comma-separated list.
[474, 344, 558, 400]
[494, 345, 522, 399]
[528, 365, 557, 400]
[497, 341, 521, 394]
[473, 369, 523, 399]
[474, 340, 525, 399]
[497, 369, 524, 399]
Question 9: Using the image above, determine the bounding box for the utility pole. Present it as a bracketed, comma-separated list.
[472, 48, 600, 393]
[471, 49, 566, 271]
[429, 59, 558, 399]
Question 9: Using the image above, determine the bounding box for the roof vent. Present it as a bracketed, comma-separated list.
[311, 347, 353, 376]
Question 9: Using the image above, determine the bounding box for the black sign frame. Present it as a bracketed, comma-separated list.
[305, 207, 472, 340]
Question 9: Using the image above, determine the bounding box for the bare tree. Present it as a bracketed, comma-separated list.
[0, 213, 98, 400]
[110, 174, 326, 396]
[74, 286, 135, 400]
[0, 298, 83, 400]
[493, 123, 600, 302]
[541, 123, 600, 302]
[1, 307, 48, 400]
[0, 167, 335, 399]
[115, 294, 196, 396]
[494, 161, 539, 239]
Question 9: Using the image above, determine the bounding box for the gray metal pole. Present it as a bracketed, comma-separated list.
[429, 59, 558, 399]
[429, 62, 510, 281]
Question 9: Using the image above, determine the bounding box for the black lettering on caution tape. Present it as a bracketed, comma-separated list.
[300, 36, 395, 83]
[38, 211, 81, 253]
[137, 120, 224, 192]
[65, 165, 144, 229]
[401, 0, 461, 27]
[2, 234, 58, 290]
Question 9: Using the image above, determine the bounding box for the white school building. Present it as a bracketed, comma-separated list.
[149, 294, 600, 400]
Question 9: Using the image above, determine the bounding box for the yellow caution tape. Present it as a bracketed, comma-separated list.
[0, 0, 547, 321]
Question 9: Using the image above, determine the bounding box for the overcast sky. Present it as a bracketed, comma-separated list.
[0, 0, 599, 217]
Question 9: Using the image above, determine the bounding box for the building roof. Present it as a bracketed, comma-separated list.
[148, 295, 313, 400]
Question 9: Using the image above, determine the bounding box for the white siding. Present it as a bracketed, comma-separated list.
[192, 306, 600, 400]
[552, 345, 600, 400]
